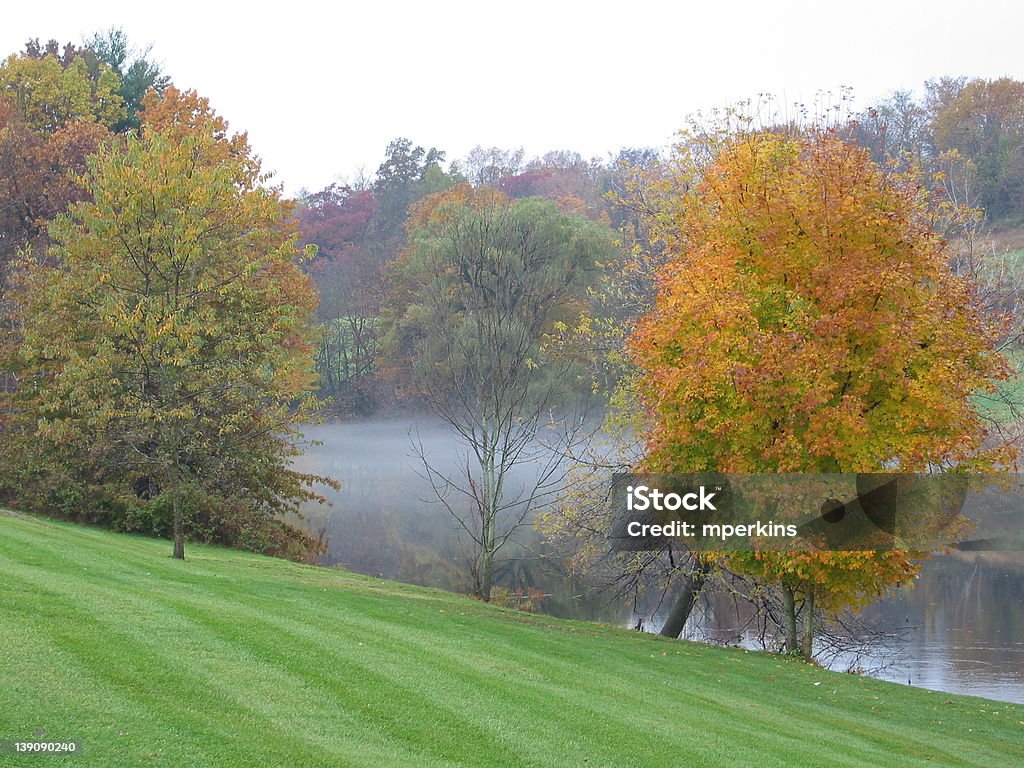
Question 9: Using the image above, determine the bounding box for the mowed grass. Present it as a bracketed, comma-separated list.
[1, 514, 1022, 768]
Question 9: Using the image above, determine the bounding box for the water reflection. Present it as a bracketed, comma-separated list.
[864, 553, 1024, 703]
[294, 420, 1024, 704]
[633, 553, 1024, 703]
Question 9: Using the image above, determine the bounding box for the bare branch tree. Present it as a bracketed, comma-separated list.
[382, 195, 616, 600]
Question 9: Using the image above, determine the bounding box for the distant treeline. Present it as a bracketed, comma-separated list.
[295, 80, 1024, 414]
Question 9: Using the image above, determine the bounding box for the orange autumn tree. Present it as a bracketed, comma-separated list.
[630, 129, 1014, 658]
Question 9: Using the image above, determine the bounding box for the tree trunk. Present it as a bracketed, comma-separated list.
[480, 536, 495, 602]
[659, 558, 710, 638]
[781, 581, 798, 654]
[171, 470, 185, 560]
[801, 582, 815, 660]
[478, 442, 498, 602]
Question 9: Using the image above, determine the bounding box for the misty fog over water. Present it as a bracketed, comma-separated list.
[292, 418, 621, 621]
[293, 419, 1024, 704]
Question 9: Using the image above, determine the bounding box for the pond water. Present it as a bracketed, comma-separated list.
[293, 419, 1024, 705]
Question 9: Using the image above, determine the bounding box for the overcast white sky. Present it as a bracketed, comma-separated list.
[5, 1, 1023, 195]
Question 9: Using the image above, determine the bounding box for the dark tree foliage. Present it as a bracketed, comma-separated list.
[86, 28, 170, 133]
[0, 99, 107, 293]
[296, 184, 381, 410]
[842, 78, 1024, 224]
[294, 140, 461, 413]
[0, 41, 117, 347]
[299, 184, 378, 256]
[928, 77, 1024, 222]
[370, 137, 455, 252]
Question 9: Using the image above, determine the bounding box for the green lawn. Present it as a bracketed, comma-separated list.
[1, 514, 1021, 767]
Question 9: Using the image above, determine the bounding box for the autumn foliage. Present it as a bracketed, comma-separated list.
[633, 131, 1010, 475]
[3, 87, 326, 560]
[629, 130, 1016, 653]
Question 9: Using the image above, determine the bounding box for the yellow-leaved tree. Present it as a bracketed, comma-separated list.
[4, 89, 329, 560]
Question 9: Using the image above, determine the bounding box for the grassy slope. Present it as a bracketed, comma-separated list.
[1, 515, 1021, 768]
